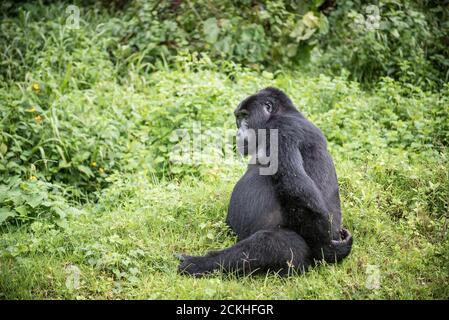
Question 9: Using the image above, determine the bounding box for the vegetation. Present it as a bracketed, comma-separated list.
[0, 0, 448, 299]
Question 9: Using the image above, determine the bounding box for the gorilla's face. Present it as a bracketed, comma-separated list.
[234, 91, 275, 156]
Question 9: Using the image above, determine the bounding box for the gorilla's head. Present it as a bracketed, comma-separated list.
[234, 87, 296, 156]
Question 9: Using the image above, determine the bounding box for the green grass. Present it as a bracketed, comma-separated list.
[0, 2, 448, 299]
[1, 159, 448, 299]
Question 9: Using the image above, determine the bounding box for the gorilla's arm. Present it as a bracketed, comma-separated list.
[272, 123, 352, 260]
[274, 145, 329, 216]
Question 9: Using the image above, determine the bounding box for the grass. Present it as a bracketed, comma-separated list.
[0, 1, 448, 299]
[1, 158, 448, 299]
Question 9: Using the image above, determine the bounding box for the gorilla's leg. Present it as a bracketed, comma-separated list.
[178, 228, 311, 277]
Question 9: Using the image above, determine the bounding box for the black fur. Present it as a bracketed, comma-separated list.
[178, 87, 352, 276]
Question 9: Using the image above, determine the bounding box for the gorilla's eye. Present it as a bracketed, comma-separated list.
[264, 101, 273, 113]
[236, 111, 249, 120]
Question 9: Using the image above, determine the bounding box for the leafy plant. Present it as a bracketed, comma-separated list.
[316, 0, 449, 90]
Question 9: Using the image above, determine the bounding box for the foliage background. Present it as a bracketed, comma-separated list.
[0, 0, 448, 299]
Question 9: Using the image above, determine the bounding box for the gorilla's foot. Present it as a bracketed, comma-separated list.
[331, 228, 352, 246]
[177, 255, 215, 277]
[320, 227, 352, 263]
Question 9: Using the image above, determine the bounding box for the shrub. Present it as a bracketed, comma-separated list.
[316, 0, 449, 90]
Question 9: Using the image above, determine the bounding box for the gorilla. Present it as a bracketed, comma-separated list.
[178, 87, 352, 276]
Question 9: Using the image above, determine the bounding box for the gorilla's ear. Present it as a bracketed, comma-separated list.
[261, 87, 296, 112]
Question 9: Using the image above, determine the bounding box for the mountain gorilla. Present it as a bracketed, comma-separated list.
[178, 87, 352, 276]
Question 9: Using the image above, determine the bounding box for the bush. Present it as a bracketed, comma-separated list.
[94, 0, 329, 71]
[2, 0, 447, 90]
[0, 0, 447, 229]
[316, 0, 449, 90]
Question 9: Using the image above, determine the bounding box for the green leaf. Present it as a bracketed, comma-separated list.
[0, 207, 15, 224]
[262, 71, 274, 80]
[170, 166, 183, 174]
[318, 13, 329, 34]
[214, 36, 232, 55]
[26, 194, 46, 208]
[15, 205, 28, 216]
[154, 156, 165, 164]
[77, 165, 94, 177]
[203, 18, 220, 44]
[286, 43, 298, 57]
[55, 218, 69, 229]
[302, 12, 320, 29]
[59, 160, 71, 168]
[0, 143, 7, 155]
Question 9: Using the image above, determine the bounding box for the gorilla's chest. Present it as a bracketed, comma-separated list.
[226, 165, 283, 240]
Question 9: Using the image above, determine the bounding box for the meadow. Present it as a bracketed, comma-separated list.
[0, 1, 448, 299]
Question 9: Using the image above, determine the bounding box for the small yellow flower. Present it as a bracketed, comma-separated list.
[90, 161, 97, 167]
[31, 83, 40, 93]
[26, 106, 37, 113]
[99, 167, 105, 174]
[29, 175, 38, 182]
[34, 115, 43, 123]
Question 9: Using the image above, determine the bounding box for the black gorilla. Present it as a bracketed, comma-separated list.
[178, 87, 352, 276]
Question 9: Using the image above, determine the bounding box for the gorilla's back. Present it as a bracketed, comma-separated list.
[226, 164, 283, 240]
